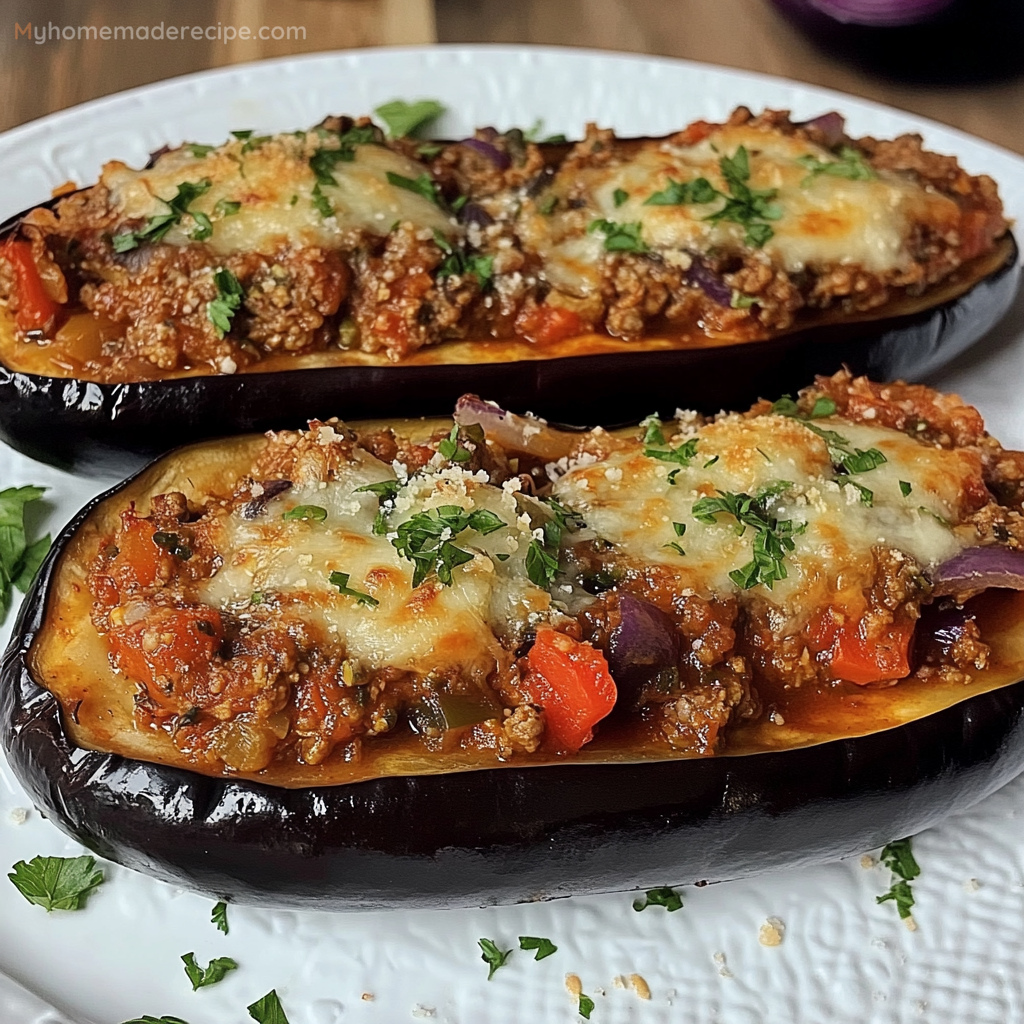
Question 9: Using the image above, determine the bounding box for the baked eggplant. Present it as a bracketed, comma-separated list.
[0, 108, 1018, 475]
[5, 373, 1024, 909]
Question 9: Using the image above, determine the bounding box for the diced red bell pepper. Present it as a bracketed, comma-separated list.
[2, 240, 60, 334]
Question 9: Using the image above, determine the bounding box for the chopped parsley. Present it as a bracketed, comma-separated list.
[355, 480, 400, 502]
[437, 424, 472, 463]
[281, 504, 328, 522]
[8, 854, 104, 911]
[152, 531, 192, 559]
[478, 937, 512, 980]
[900, 480, 913, 497]
[181, 952, 238, 991]
[327, 570, 379, 608]
[525, 497, 586, 587]
[664, 521, 687, 556]
[538, 195, 558, 215]
[876, 836, 920, 920]
[247, 990, 290, 1024]
[214, 198, 241, 218]
[578, 994, 596, 1019]
[612, 187, 629, 207]
[386, 170, 440, 205]
[417, 142, 444, 159]
[692, 489, 804, 590]
[644, 176, 718, 207]
[111, 178, 212, 251]
[846, 480, 874, 506]
[187, 143, 215, 158]
[374, 98, 445, 138]
[640, 413, 666, 445]
[519, 935, 558, 960]
[308, 125, 377, 185]
[211, 900, 229, 934]
[240, 134, 271, 154]
[231, 129, 254, 140]
[772, 395, 886, 477]
[644, 437, 699, 483]
[705, 146, 783, 247]
[797, 145, 876, 186]
[392, 505, 507, 587]
[526, 540, 560, 587]
[588, 218, 649, 253]
[730, 290, 756, 309]
[433, 231, 495, 289]
[0, 485, 50, 622]
[703, 455, 720, 468]
[633, 885, 684, 912]
[207, 267, 244, 338]
[311, 183, 334, 219]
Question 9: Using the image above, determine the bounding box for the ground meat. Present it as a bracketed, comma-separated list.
[502, 703, 545, 753]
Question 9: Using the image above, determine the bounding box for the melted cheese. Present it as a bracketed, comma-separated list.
[101, 134, 455, 256]
[552, 414, 977, 618]
[523, 124, 960, 296]
[196, 456, 550, 683]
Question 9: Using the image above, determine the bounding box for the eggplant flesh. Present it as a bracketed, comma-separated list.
[0, 170, 1017, 476]
[4, 433, 1024, 910]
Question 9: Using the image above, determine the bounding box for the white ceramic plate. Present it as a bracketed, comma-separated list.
[2, 46, 1024, 1024]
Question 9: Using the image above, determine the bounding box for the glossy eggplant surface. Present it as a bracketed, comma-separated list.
[5, 426, 1024, 910]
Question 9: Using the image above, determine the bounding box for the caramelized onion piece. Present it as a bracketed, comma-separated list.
[931, 547, 1024, 601]
[454, 395, 578, 461]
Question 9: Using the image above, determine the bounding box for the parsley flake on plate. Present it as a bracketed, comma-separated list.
[211, 900, 229, 934]
[478, 937, 512, 979]
[578, 993, 596, 1019]
[120, 1016, 190, 1024]
[0, 484, 50, 621]
[374, 99, 445, 138]
[181, 952, 239, 990]
[8, 854, 104, 911]
[519, 935, 558, 960]
[248, 989, 291, 1024]
[632, 885, 684, 912]
[875, 836, 921, 921]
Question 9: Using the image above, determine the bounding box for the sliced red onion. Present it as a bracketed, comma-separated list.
[798, 111, 847, 148]
[454, 395, 578, 461]
[685, 259, 733, 307]
[460, 138, 511, 171]
[930, 546, 1024, 600]
[608, 594, 681, 693]
[458, 202, 494, 229]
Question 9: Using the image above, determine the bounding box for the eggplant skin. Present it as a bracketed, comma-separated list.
[4, 487, 1024, 909]
[0, 219, 1017, 476]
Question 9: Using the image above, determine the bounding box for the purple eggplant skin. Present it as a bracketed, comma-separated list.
[0, 193, 1018, 475]
[4, 487, 1024, 909]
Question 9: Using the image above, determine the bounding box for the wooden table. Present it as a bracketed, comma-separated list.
[3, 0, 1022, 155]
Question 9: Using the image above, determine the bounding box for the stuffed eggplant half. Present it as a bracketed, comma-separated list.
[0, 107, 1018, 473]
[5, 370, 1024, 909]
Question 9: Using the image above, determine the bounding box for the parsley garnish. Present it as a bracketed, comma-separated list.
[644, 176, 718, 206]
[211, 900, 229, 934]
[327, 571, 379, 608]
[798, 145, 875, 186]
[231, 129, 254, 140]
[214, 198, 241, 218]
[664, 521, 687, 555]
[308, 125, 377, 185]
[188, 143, 215, 158]
[705, 146, 783, 247]
[417, 142, 444, 159]
[8, 854, 104, 911]
[772, 396, 886, 477]
[525, 497, 585, 587]
[538, 195, 557, 215]
[845, 480, 874, 506]
[374, 99, 445, 138]
[612, 187, 629, 207]
[578, 994, 596, 1019]
[692, 489, 804, 590]
[393, 506, 506, 587]
[900, 480, 913, 497]
[433, 231, 495, 289]
[876, 837, 920, 920]
[437, 424, 472, 463]
[703, 455, 719, 468]
[519, 935, 558, 960]
[644, 437, 699, 483]
[386, 171, 440, 205]
[281, 504, 327, 522]
[247, 990, 290, 1024]
[152, 531, 192, 559]
[111, 178, 212, 251]
[588, 218, 649, 253]
[355, 480, 400, 503]
[311, 182, 334, 218]
[240, 134, 271, 154]
[730, 290, 756, 309]
[633, 885, 684, 912]
[640, 413, 666, 445]
[0, 485, 50, 621]
[207, 267, 244, 338]
[181, 952, 238, 991]
[479, 937, 512, 980]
